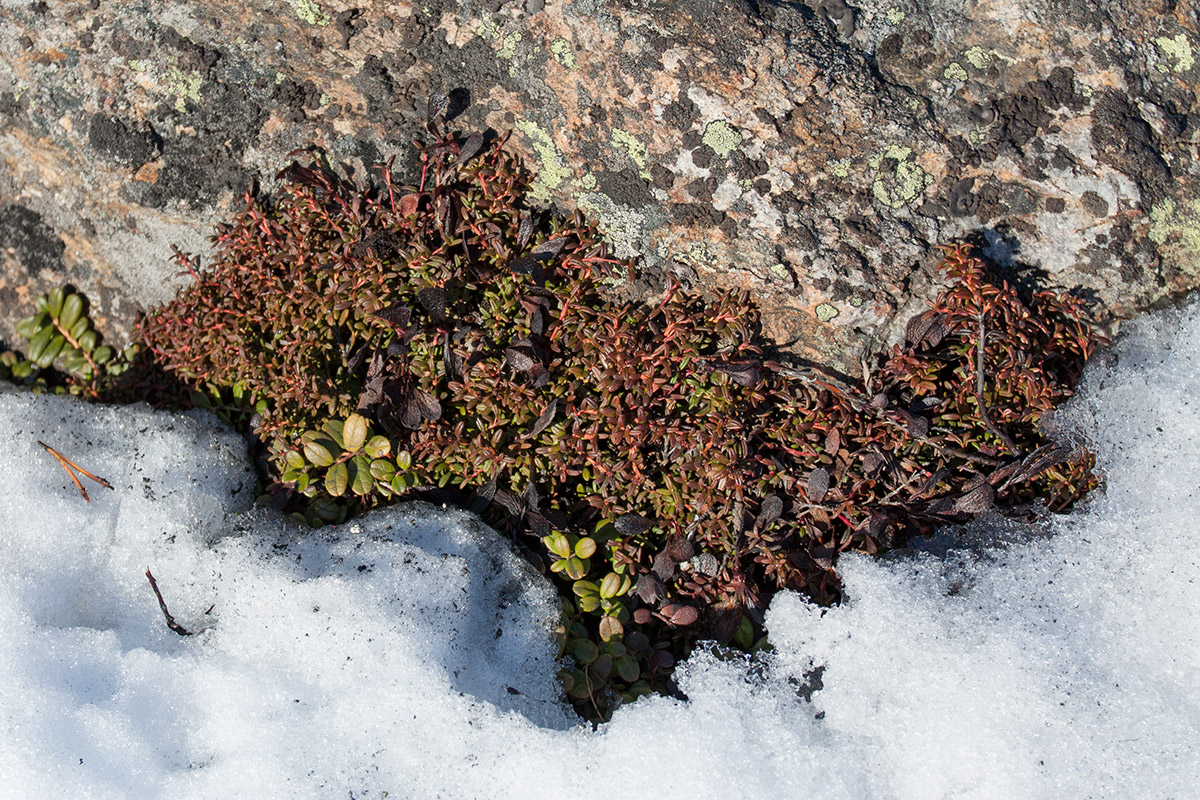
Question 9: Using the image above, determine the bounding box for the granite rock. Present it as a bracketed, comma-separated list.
[0, 0, 1197, 373]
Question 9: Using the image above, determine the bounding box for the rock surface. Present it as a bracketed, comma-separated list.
[0, 0, 1197, 372]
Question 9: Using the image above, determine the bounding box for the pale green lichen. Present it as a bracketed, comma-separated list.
[1149, 198, 1200, 257]
[685, 242, 718, 269]
[832, 159, 852, 178]
[575, 192, 646, 264]
[549, 38, 577, 70]
[770, 263, 790, 281]
[579, 172, 597, 191]
[515, 119, 571, 201]
[290, 0, 331, 26]
[848, 295, 863, 308]
[274, 71, 287, 84]
[815, 302, 839, 322]
[167, 66, 203, 113]
[963, 46, 991, 70]
[1155, 33, 1195, 74]
[702, 120, 741, 158]
[943, 62, 969, 82]
[870, 146, 933, 209]
[967, 129, 987, 145]
[498, 31, 522, 60]
[127, 59, 147, 72]
[611, 129, 651, 180]
[885, 7, 905, 24]
[477, 18, 502, 40]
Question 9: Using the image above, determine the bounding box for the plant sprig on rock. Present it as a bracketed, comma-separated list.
[5, 113, 1103, 722]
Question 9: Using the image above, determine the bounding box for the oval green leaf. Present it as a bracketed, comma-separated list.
[321, 419, 346, 449]
[364, 435, 391, 459]
[573, 536, 597, 559]
[325, 462, 349, 497]
[46, 287, 64, 318]
[369, 458, 395, 481]
[69, 315, 90, 343]
[59, 293, 83, 330]
[34, 334, 66, 368]
[16, 312, 47, 339]
[26, 325, 54, 364]
[598, 615, 623, 642]
[570, 639, 598, 665]
[599, 572, 623, 599]
[343, 412, 369, 451]
[303, 438, 335, 467]
[349, 454, 374, 496]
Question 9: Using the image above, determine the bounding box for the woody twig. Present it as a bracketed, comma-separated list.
[37, 440, 114, 502]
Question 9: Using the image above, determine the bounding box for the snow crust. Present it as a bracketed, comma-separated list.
[2, 300, 1198, 799]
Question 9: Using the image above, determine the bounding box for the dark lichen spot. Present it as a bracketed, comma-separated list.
[650, 163, 674, 191]
[0, 204, 64, 279]
[1080, 190, 1109, 217]
[161, 27, 221, 78]
[686, 176, 718, 202]
[1091, 90, 1172, 207]
[595, 169, 655, 211]
[88, 113, 162, 168]
[272, 78, 323, 123]
[1044, 197, 1066, 214]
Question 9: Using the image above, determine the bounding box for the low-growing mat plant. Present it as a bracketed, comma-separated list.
[1, 106, 1102, 722]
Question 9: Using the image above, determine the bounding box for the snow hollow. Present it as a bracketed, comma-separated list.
[1, 300, 1198, 799]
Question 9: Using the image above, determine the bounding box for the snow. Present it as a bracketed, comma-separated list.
[2, 299, 1199, 799]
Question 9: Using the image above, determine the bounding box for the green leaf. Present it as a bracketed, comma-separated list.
[349, 454, 374, 496]
[303, 438, 335, 467]
[311, 496, 341, 522]
[598, 572, 623, 599]
[343, 412, 369, 451]
[285, 450, 306, 470]
[568, 671, 592, 695]
[598, 615, 623, 642]
[616, 654, 640, 683]
[395, 450, 412, 471]
[26, 325, 54, 364]
[69, 316, 90, 343]
[61, 349, 88, 375]
[321, 419, 345, 449]
[93, 345, 114, 365]
[325, 462, 349, 497]
[564, 556, 588, 580]
[46, 287, 64, 318]
[364, 435, 391, 458]
[572, 579, 598, 598]
[573, 536, 597, 559]
[16, 312, 47, 339]
[543, 531, 572, 559]
[35, 333, 66, 369]
[59, 293, 83, 330]
[590, 653, 613, 679]
[369, 458, 395, 481]
[570, 639, 598, 665]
